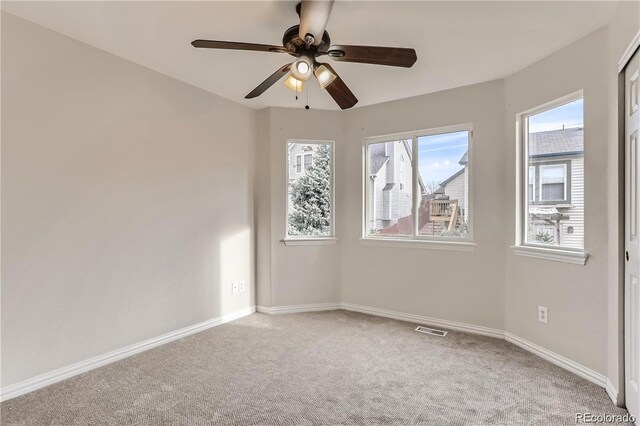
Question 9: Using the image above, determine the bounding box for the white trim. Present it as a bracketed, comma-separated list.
[340, 303, 504, 339]
[606, 379, 621, 406]
[504, 332, 606, 388]
[257, 302, 341, 314]
[0, 306, 256, 402]
[618, 30, 640, 73]
[282, 238, 337, 246]
[360, 238, 476, 252]
[511, 245, 589, 265]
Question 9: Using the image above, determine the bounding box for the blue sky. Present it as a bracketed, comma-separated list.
[418, 131, 468, 184]
[415, 98, 583, 185]
[528, 98, 583, 132]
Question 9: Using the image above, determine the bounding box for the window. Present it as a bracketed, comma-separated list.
[286, 141, 334, 239]
[539, 163, 568, 202]
[295, 155, 302, 174]
[303, 153, 313, 171]
[364, 124, 472, 242]
[519, 93, 584, 251]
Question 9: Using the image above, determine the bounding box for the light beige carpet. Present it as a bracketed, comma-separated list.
[1, 310, 631, 425]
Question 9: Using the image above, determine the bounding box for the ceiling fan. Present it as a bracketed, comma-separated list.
[191, 0, 417, 110]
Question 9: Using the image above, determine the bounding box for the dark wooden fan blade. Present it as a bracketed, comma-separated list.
[319, 63, 358, 110]
[191, 40, 286, 53]
[245, 64, 292, 99]
[327, 45, 417, 68]
[299, 0, 334, 45]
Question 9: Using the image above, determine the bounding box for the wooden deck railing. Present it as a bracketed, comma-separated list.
[429, 199, 459, 231]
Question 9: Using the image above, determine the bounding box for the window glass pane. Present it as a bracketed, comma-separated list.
[417, 131, 470, 238]
[367, 140, 413, 236]
[525, 97, 583, 249]
[287, 142, 332, 237]
[540, 164, 566, 201]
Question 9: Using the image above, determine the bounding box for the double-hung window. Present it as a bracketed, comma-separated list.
[364, 124, 473, 246]
[515, 91, 586, 263]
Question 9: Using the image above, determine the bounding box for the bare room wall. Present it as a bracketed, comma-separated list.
[503, 28, 610, 376]
[256, 107, 343, 308]
[1, 13, 257, 387]
[339, 80, 507, 330]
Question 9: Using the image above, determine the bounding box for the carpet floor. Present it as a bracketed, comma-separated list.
[1, 310, 631, 425]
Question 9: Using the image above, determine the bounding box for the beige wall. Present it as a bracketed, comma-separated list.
[256, 108, 343, 307]
[503, 28, 610, 376]
[1, 13, 257, 387]
[340, 81, 507, 329]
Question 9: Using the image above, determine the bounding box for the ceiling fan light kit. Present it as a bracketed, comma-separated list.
[284, 75, 304, 92]
[291, 56, 313, 81]
[314, 64, 337, 90]
[191, 0, 417, 109]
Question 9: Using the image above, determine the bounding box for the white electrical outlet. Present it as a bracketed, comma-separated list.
[239, 281, 245, 292]
[232, 281, 239, 294]
[538, 306, 548, 324]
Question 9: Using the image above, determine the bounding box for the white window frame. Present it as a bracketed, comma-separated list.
[513, 90, 588, 265]
[361, 123, 475, 251]
[538, 163, 568, 202]
[284, 139, 336, 245]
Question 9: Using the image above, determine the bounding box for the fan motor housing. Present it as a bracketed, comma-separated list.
[282, 25, 331, 57]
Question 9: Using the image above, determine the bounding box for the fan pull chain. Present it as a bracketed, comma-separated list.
[305, 86, 310, 110]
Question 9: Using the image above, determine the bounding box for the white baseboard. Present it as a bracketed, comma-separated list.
[341, 302, 505, 339]
[0, 305, 256, 402]
[3, 301, 615, 404]
[606, 379, 621, 406]
[258, 302, 610, 392]
[504, 332, 606, 388]
[256, 302, 341, 314]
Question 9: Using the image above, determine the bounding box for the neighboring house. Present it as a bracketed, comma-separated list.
[433, 128, 584, 247]
[368, 140, 426, 230]
[288, 143, 315, 184]
[287, 143, 317, 214]
[434, 151, 470, 223]
[526, 127, 584, 248]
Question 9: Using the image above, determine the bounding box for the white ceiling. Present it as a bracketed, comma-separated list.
[2, 1, 619, 111]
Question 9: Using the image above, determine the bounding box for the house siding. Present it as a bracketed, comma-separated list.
[561, 155, 584, 248]
[371, 140, 414, 229]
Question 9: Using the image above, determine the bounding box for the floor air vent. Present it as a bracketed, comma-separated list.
[415, 326, 448, 337]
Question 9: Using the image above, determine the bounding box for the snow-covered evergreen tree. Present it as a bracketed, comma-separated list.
[288, 145, 331, 235]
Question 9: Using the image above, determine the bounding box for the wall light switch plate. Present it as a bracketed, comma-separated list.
[538, 306, 548, 324]
[232, 281, 239, 294]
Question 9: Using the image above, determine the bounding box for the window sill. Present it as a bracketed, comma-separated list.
[360, 238, 476, 252]
[282, 238, 337, 246]
[511, 245, 588, 265]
